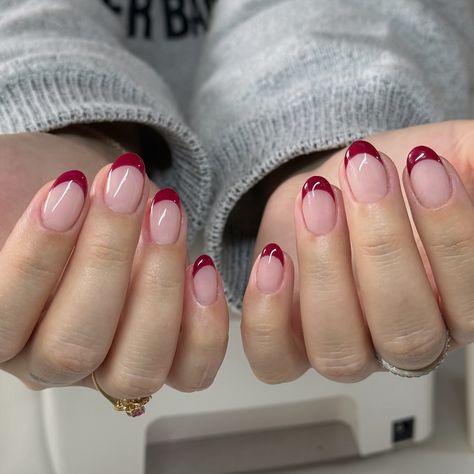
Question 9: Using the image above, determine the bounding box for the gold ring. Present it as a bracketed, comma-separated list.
[91, 372, 152, 417]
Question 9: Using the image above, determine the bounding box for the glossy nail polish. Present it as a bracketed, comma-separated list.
[407, 146, 451, 208]
[345, 140, 387, 203]
[302, 176, 336, 235]
[150, 188, 181, 244]
[41, 170, 87, 232]
[105, 152, 145, 213]
[256, 243, 284, 294]
[192, 255, 218, 305]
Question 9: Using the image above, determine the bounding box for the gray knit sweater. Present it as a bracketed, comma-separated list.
[0, 0, 473, 310]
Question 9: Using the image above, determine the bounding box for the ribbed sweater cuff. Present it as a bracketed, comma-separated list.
[204, 75, 444, 312]
[0, 62, 210, 241]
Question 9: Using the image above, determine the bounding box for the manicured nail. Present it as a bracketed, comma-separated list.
[41, 170, 87, 232]
[302, 176, 336, 235]
[150, 188, 181, 244]
[192, 255, 218, 305]
[257, 243, 284, 294]
[345, 140, 387, 203]
[407, 146, 451, 208]
[105, 152, 145, 213]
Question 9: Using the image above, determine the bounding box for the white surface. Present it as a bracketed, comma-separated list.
[0, 335, 472, 473]
[35, 314, 433, 474]
[468, 343, 474, 449]
[281, 347, 474, 474]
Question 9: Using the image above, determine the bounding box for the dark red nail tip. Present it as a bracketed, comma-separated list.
[344, 140, 382, 168]
[302, 176, 334, 200]
[51, 170, 88, 196]
[261, 243, 284, 265]
[192, 254, 215, 278]
[407, 146, 442, 175]
[111, 152, 145, 175]
[152, 188, 181, 207]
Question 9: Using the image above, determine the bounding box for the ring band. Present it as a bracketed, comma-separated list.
[375, 329, 452, 378]
[91, 372, 152, 417]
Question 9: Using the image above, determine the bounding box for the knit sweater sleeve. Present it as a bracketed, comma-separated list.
[0, 0, 211, 241]
[189, 0, 474, 310]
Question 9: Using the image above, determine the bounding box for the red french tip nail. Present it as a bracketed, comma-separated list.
[111, 152, 146, 175]
[51, 170, 88, 196]
[302, 176, 334, 200]
[261, 243, 284, 265]
[344, 140, 382, 168]
[407, 146, 442, 176]
[192, 254, 215, 278]
[152, 188, 181, 207]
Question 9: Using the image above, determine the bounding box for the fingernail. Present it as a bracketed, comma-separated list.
[41, 170, 87, 232]
[345, 140, 387, 203]
[407, 146, 452, 208]
[105, 152, 145, 213]
[302, 176, 336, 235]
[257, 243, 284, 294]
[150, 188, 182, 244]
[192, 255, 218, 305]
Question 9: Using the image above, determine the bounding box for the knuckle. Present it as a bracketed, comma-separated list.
[254, 370, 290, 385]
[171, 368, 216, 393]
[141, 267, 183, 294]
[242, 318, 278, 346]
[429, 232, 474, 260]
[113, 371, 165, 398]
[300, 257, 340, 289]
[310, 351, 371, 382]
[42, 340, 104, 379]
[87, 238, 131, 270]
[381, 326, 443, 365]
[10, 252, 57, 282]
[177, 379, 214, 393]
[357, 233, 403, 263]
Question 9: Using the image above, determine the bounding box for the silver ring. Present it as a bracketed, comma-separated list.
[375, 329, 452, 378]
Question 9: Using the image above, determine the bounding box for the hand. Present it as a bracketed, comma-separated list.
[0, 131, 229, 397]
[241, 120, 474, 383]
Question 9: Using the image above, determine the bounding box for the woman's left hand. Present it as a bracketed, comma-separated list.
[242, 120, 474, 383]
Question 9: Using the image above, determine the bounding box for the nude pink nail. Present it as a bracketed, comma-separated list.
[192, 255, 218, 305]
[41, 170, 87, 232]
[302, 176, 336, 235]
[256, 243, 284, 294]
[407, 146, 452, 208]
[150, 188, 181, 244]
[105, 152, 145, 214]
[345, 140, 387, 203]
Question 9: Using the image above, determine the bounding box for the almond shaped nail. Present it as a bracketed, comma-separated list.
[192, 254, 218, 305]
[407, 145, 442, 175]
[41, 170, 87, 232]
[150, 188, 182, 244]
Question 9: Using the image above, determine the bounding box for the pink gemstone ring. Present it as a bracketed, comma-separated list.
[91, 372, 152, 417]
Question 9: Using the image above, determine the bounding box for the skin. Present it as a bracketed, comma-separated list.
[0, 120, 473, 397]
[243, 120, 474, 383]
[0, 129, 229, 397]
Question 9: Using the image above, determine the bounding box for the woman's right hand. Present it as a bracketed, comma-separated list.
[0, 134, 229, 399]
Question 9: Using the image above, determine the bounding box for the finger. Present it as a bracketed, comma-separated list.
[338, 141, 446, 370]
[295, 176, 378, 382]
[166, 255, 229, 392]
[0, 170, 88, 364]
[25, 153, 149, 386]
[403, 146, 474, 346]
[241, 243, 309, 384]
[88, 188, 187, 398]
